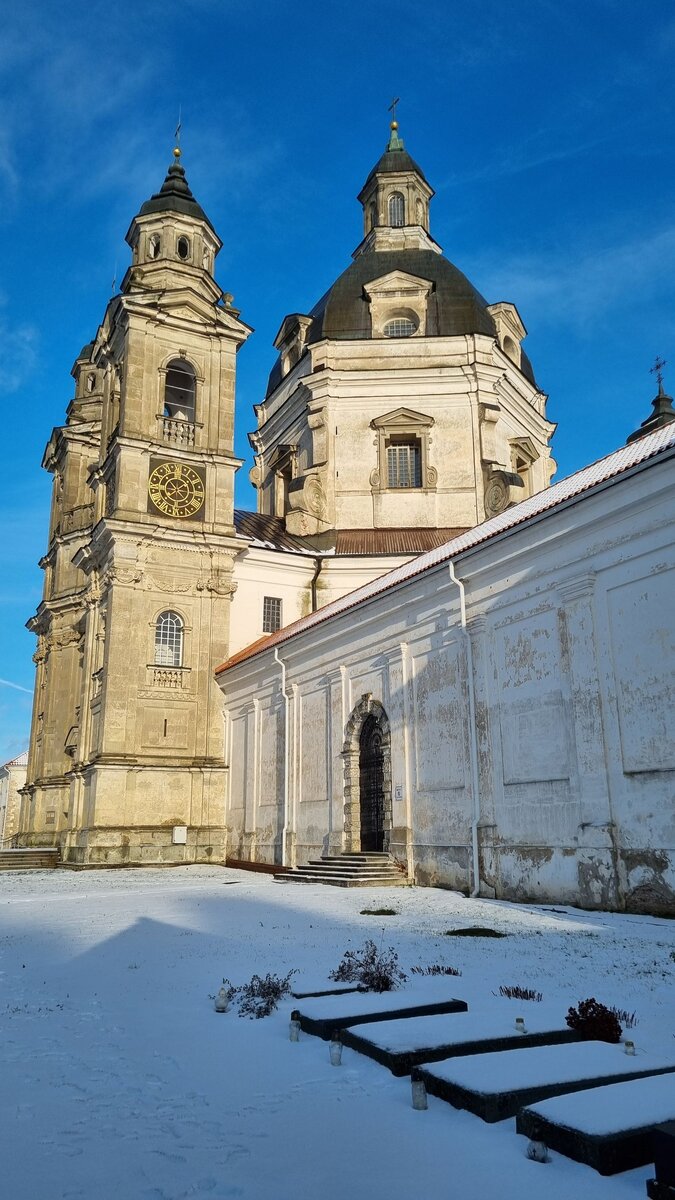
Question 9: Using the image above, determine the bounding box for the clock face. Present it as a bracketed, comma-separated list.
[147, 460, 206, 519]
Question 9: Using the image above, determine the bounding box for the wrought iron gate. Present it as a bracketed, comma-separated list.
[359, 714, 385, 852]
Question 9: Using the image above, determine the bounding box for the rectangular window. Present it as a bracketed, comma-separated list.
[387, 441, 421, 488]
[263, 596, 283, 634]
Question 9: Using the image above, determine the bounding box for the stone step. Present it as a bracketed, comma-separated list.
[0, 848, 60, 871]
[275, 874, 409, 887]
[319, 853, 393, 862]
[302, 868, 401, 878]
[275, 851, 408, 887]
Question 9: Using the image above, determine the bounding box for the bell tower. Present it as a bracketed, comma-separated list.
[21, 148, 252, 865]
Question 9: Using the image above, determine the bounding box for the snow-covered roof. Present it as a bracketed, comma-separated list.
[217, 423, 675, 675]
[3, 751, 28, 769]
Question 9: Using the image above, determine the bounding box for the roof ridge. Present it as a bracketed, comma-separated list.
[217, 423, 675, 675]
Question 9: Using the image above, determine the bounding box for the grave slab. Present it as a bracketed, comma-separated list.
[340, 1010, 581, 1075]
[291, 980, 364, 999]
[517, 1074, 675, 1174]
[417, 1041, 675, 1123]
[291, 981, 467, 1040]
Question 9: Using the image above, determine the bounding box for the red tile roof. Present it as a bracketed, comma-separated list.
[217, 424, 675, 676]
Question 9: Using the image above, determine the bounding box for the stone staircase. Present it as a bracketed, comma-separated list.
[0, 847, 60, 871]
[274, 852, 409, 887]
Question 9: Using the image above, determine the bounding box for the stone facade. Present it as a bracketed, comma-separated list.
[21, 125, 560, 867]
[21, 154, 251, 864]
[217, 427, 675, 914]
[0, 752, 28, 843]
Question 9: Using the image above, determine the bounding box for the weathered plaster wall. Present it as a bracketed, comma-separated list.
[220, 449, 675, 913]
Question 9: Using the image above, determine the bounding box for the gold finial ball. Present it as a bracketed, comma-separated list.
[390, 120, 398, 130]
[173, 146, 181, 159]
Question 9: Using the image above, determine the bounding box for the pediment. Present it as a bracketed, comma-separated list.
[363, 270, 434, 300]
[122, 287, 251, 336]
[510, 436, 539, 461]
[371, 407, 434, 430]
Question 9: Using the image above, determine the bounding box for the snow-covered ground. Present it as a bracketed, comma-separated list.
[0, 866, 673, 1200]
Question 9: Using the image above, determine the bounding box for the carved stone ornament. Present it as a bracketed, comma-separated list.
[196, 576, 237, 597]
[103, 566, 144, 588]
[484, 474, 510, 517]
[48, 628, 82, 651]
[148, 573, 193, 594]
[287, 473, 326, 519]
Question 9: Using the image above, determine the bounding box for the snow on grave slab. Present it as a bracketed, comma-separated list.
[340, 1009, 581, 1075]
[292, 980, 467, 1039]
[417, 1041, 675, 1123]
[517, 1073, 675, 1175]
[291, 979, 364, 999]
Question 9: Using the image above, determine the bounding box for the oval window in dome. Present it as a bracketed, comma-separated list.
[383, 317, 417, 338]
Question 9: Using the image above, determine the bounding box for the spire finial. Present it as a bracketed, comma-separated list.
[173, 107, 182, 160]
[650, 354, 667, 395]
[386, 97, 404, 150]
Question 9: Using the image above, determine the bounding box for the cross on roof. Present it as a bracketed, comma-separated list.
[388, 96, 400, 123]
[650, 355, 667, 392]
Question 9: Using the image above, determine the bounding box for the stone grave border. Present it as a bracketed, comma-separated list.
[415, 1062, 675, 1124]
[340, 1024, 582, 1077]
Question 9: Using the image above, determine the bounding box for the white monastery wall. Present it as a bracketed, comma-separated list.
[220, 448, 675, 912]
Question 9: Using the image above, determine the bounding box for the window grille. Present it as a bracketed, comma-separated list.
[154, 611, 184, 667]
[388, 192, 405, 226]
[383, 317, 416, 338]
[387, 442, 421, 488]
[164, 360, 196, 421]
[262, 596, 282, 634]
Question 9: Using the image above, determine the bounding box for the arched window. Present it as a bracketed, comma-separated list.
[164, 359, 196, 422]
[154, 611, 183, 667]
[176, 235, 190, 261]
[149, 234, 161, 260]
[388, 192, 405, 227]
[369, 202, 377, 231]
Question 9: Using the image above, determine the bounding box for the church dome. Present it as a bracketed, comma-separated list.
[265, 128, 537, 396]
[306, 249, 497, 343]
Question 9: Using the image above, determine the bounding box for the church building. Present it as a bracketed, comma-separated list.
[18, 124, 675, 910]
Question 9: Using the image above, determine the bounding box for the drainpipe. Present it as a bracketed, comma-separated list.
[310, 555, 323, 612]
[274, 648, 290, 867]
[448, 560, 482, 898]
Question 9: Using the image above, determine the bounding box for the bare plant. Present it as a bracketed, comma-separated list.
[495, 985, 543, 1002]
[329, 939, 406, 992]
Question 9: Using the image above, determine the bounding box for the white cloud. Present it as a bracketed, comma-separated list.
[0, 678, 32, 694]
[0, 295, 38, 392]
[471, 224, 675, 331]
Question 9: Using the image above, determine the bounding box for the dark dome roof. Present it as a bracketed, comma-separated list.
[309, 249, 496, 342]
[265, 250, 536, 395]
[362, 146, 429, 189]
[138, 158, 214, 231]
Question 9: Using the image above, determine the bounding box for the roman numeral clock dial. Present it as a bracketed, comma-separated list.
[147, 459, 206, 520]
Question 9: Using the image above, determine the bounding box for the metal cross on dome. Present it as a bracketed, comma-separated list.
[388, 96, 400, 122]
[650, 355, 667, 391]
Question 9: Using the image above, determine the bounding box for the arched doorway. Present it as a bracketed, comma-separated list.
[359, 715, 385, 851]
[342, 694, 392, 853]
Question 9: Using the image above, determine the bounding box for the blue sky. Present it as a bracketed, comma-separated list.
[2, 0, 674, 760]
